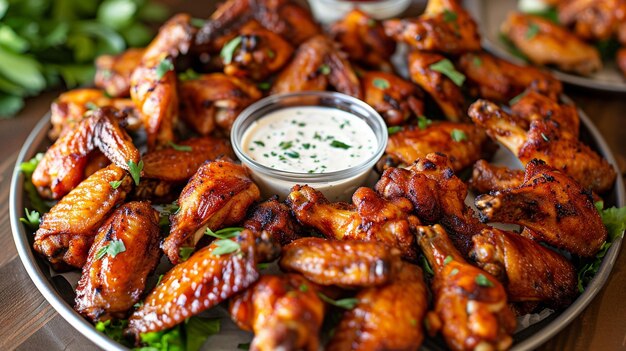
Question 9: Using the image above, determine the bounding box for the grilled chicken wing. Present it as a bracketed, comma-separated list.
[618, 47, 626, 76]
[279, 237, 401, 288]
[558, 0, 626, 44]
[510, 90, 580, 138]
[179, 73, 262, 134]
[33, 107, 140, 199]
[468, 99, 616, 193]
[457, 51, 562, 102]
[381, 121, 493, 171]
[408, 51, 465, 121]
[230, 274, 324, 351]
[470, 160, 524, 194]
[271, 35, 362, 99]
[128, 229, 259, 335]
[75, 202, 161, 322]
[501, 12, 602, 76]
[329, 9, 396, 71]
[376, 153, 486, 255]
[383, 0, 481, 54]
[243, 197, 302, 247]
[287, 185, 419, 261]
[470, 227, 577, 308]
[33, 165, 132, 270]
[362, 71, 424, 126]
[131, 14, 195, 150]
[416, 225, 516, 351]
[475, 159, 607, 257]
[327, 261, 428, 351]
[164, 159, 260, 264]
[95, 48, 145, 98]
[223, 22, 294, 81]
[49, 89, 139, 140]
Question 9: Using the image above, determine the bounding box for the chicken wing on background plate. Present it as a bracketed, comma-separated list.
[95, 48, 145, 98]
[557, 0, 626, 44]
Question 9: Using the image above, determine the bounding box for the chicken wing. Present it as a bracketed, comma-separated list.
[229, 274, 324, 351]
[179, 73, 262, 134]
[33, 164, 132, 270]
[74, 202, 161, 322]
[510, 89, 580, 138]
[362, 71, 424, 126]
[128, 229, 259, 335]
[501, 12, 602, 76]
[32, 107, 140, 199]
[131, 14, 195, 150]
[558, 0, 626, 43]
[407, 51, 466, 122]
[470, 227, 577, 308]
[287, 185, 419, 261]
[243, 197, 303, 247]
[475, 159, 607, 257]
[457, 51, 562, 102]
[164, 159, 260, 264]
[381, 121, 493, 171]
[470, 160, 524, 194]
[383, 0, 481, 54]
[618, 47, 626, 76]
[329, 9, 396, 71]
[271, 35, 362, 99]
[468, 99, 616, 193]
[416, 224, 516, 351]
[376, 153, 486, 256]
[95, 48, 145, 98]
[279, 237, 401, 288]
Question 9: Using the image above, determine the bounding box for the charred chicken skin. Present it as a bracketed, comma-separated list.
[229, 274, 325, 351]
[32, 107, 140, 200]
[470, 227, 577, 308]
[470, 160, 524, 194]
[33, 164, 132, 270]
[95, 48, 145, 98]
[557, 0, 626, 44]
[383, 0, 481, 54]
[475, 159, 607, 257]
[243, 197, 303, 247]
[501, 12, 602, 76]
[74, 202, 161, 322]
[128, 229, 259, 335]
[164, 159, 260, 264]
[327, 262, 428, 351]
[329, 9, 396, 71]
[416, 225, 516, 351]
[287, 185, 419, 261]
[510, 89, 580, 138]
[279, 237, 401, 288]
[468, 99, 616, 193]
[362, 71, 425, 126]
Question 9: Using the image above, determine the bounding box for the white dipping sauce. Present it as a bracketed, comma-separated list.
[241, 106, 378, 174]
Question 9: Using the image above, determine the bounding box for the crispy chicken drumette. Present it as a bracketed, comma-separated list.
[95, 48, 145, 98]
[362, 71, 425, 126]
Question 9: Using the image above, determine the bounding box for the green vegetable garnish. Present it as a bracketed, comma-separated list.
[319, 64, 331, 75]
[156, 57, 174, 80]
[279, 141, 293, 150]
[168, 141, 192, 152]
[221, 36, 242, 64]
[185, 317, 220, 351]
[299, 284, 309, 292]
[443, 9, 458, 23]
[421, 255, 434, 275]
[257, 82, 271, 90]
[473, 56, 482, 67]
[509, 90, 527, 105]
[20, 208, 40, 229]
[330, 140, 351, 149]
[179, 247, 195, 262]
[205, 227, 244, 239]
[450, 129, 467, 142]
[95, 239, 126, 260]
[387, 126, 402, 135]
[418, 116, 432, 130]
[20, 153, 44, 175]
[127, 159, 143, 185]
[211, 239, 241, 256]
[96, 319, 130, 345]
[475, 273, 494, 287]
[444, 255, 453, 265]
[178, 68, 200, 81]
[318, 292, 359, 310]
[372, 78, 390, 90]
[109, 180, 122, 189]
[526, 23, 540, 40]
[541, 133, 550, 142]
[429, 59, 465, 87]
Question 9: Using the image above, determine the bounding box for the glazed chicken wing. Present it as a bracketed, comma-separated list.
[75, 202, 161, 322]
[362, 71, 424, 126]
[510, 89, 580, 138]
[475, 159, 607, 257]
[558, 0, 626, 44]
[130, 14, 195, 150]
[33, 165, 132, 270]
[164, 159, 260, 264]
[457, 51, 562, 102]
[408, 51, 466, 122]
[95, 48, 145, 98]
[271, 35, 362, 99]
[381, 121, 493, 171]
[33, 107, 140, 199]
[230, 274, 324, 351]
[329, 9, 396, 71]
[618, 47, 626, 76]
[243, 197, 303, 247]
[501, 12, 602, 76]
[287, 185, 419, 261]
[470, 227, 577, 308]
[376, 153, 486, 255]
[128, 229, 259, 335]
[179, 73, 262, 134]
[383, 0, 481, 54]
[470, 160, 524, 194]
[468, 99, 616, 193]
[327, 262, 428, 351]
[279, 237, 401, 288]
[416, 225, 516, 351]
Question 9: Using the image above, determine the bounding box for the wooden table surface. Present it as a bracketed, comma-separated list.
[1, 1, 626, 351]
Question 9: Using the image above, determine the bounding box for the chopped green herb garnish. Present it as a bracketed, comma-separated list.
[443, 9, 458, 23]
[257, 82, 271, 90]
[418, 116, 432, 130]
[429, 59, 466, 86]
[475, 273, 494, 287]
[156, 57, 174, 80]
[85, 102, 98, 111]
[156, 274, 164, 286]
[388, 126, 403, 135]
[109, 180, 122, 189]
[178, 68, 200, 81]
[421, 255, 434, 275]
[285, 151, 300, 158]
[450, 129, 467, 142]
[190, 18, 206, 28]
[410, 319, 417, 327]
[96, 319, 129, 345]
[367, 18, 377, 27]
[473, 56, 482, 67]
[205, 227, 244, 239]
[318, 293, 358, 310]
[444, 255, 453, 265]
[20, 208, 40, 229]
[95, 239, 126, 260]
[541, 133, 550, 142]
[450, 268, 459, 276]
[279, 141, 293, 150]
[211, 239, 241, 256]
[526, 23, 540, 40]
[20, 153, 44, 175]
[302, 143, 311, 149]
[330, 140, 351, 149]
[313, 132, 322, 140]
[253, 140, 265, 147]
[133, 301, 144, 308]
[299, 284, 309, 292]
[168, 141, 192, 152]
[509, 90, 527, 105]
[319, 64, 331, 75]
[127, 160, 143, 186]
[266, 49, 275, 58]
[372, 78, 390, 90]
[257, 262, 270, 270]
[185, 317, 221, 351]
[179, 247, 195, 261]
[221, 36, 243, 64]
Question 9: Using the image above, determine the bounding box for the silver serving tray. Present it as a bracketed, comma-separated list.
[10, 105, 625, 350]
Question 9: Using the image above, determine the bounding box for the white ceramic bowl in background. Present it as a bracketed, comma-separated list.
[308, 0, 412, 24]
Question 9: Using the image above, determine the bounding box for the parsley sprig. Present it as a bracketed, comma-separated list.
[127, 159, 143, 186]
[206, 227, 245, 256]
[429, 59, 466, 87]
[96, 239, 126, 260]
[318, 292, 359, 310]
